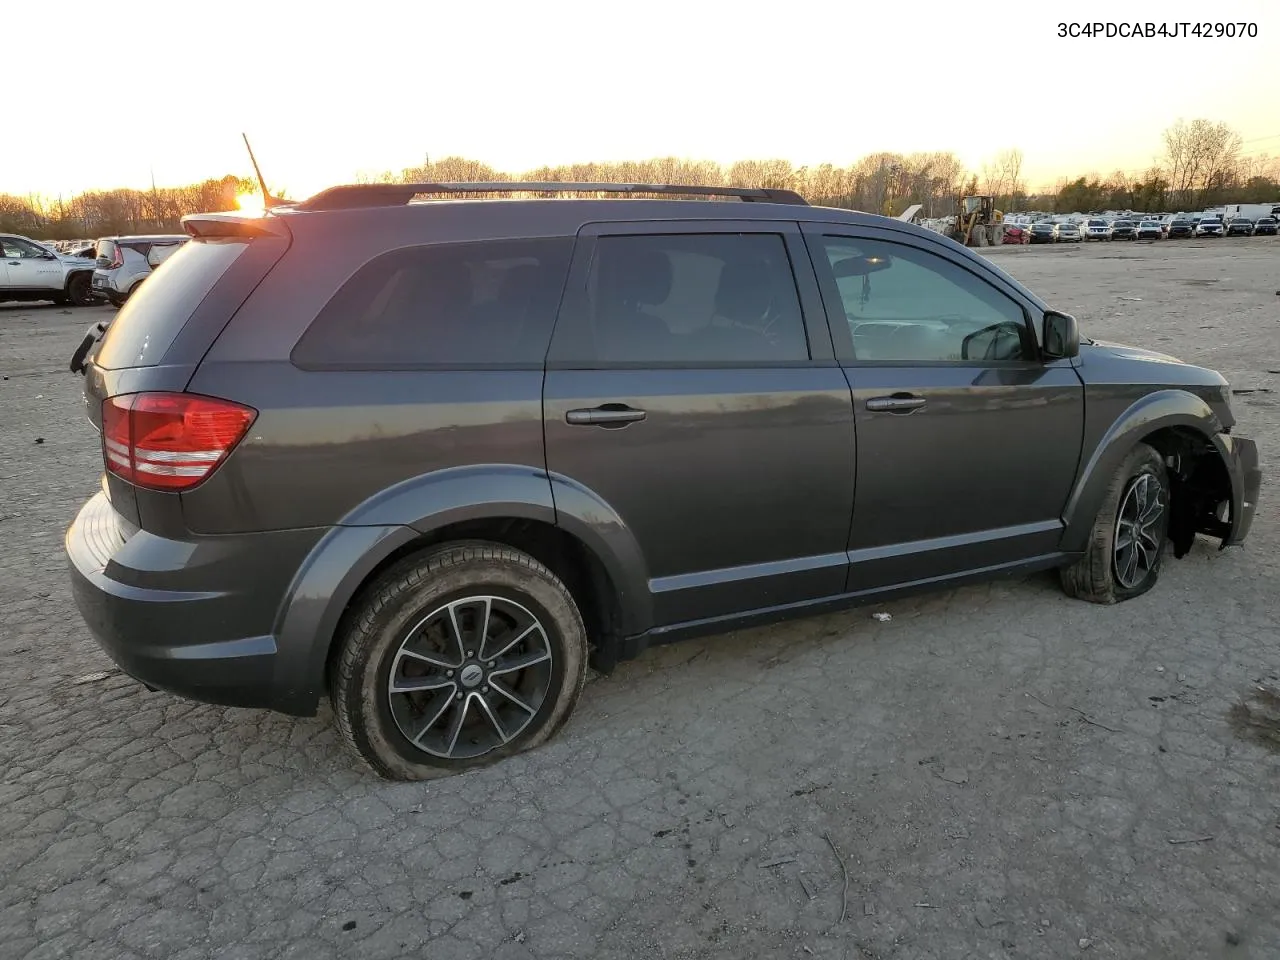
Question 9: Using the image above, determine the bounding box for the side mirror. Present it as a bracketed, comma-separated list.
[1042, 310, 1079, 360]
[831, 254, 893, 278]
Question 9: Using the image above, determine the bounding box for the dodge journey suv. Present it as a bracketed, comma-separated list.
[66, 182, 1261, 780]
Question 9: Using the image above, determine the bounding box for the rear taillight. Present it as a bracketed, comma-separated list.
[101, 392, 256, 491]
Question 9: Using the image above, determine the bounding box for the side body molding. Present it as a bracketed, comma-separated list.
[1059, 389, 1227, 553]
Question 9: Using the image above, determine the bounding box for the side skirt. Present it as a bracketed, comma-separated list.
[606, 552, 1078, 665]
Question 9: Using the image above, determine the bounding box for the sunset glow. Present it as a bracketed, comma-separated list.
[235, 192, 265, 217]
[5, 0, 1277, 199]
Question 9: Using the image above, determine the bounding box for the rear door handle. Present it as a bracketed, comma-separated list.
[565, 404, 647, 426]
[865, 394, 927, 413]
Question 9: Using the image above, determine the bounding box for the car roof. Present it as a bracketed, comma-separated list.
[99, 234, 189, 242]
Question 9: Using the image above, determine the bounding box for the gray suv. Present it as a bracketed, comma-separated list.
[66, 182, 1261, 781]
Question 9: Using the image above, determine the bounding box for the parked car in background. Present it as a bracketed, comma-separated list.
[1057, 222, 1084, 243]
[64, 180, 1261, 780]
[1196, 217, 1225, 238]
[1001, 224, 1030, 244]
[1085, 218, 1112, 240]
[1225, 218, 1255, 237]
[1253, 216, 1278, 236]
[1136, 221, 1163, 240]
[1, 233, 101, 305]
[1030, 222, 1058, 243]
[92, 235, 189, 307]
[1110, 219, 1137, 240]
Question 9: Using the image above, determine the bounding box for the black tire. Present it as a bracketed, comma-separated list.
[107, 294, 125, 308]
[1060, 443, 1170, 604]
[331, 541, 589, 780]
[66, 273, 95, 306]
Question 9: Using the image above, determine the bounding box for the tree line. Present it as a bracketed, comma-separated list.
[0, 175, 255, 240]
[3, 118, 1276, 239]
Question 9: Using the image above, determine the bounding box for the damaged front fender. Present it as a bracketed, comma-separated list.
[1215, 432, 1261, 548]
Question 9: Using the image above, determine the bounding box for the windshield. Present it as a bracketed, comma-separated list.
[1088, 220, 1107, 227]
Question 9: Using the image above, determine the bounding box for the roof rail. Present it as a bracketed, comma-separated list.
[292, 181, 809, 212]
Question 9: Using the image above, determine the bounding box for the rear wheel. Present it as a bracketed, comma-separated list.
[331, 541, 589, 780]
[1061, 443, 1170, 604]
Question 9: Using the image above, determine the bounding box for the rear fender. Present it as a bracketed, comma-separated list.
[270, 464, 651, 715]
[1060, 389, 1226, 553]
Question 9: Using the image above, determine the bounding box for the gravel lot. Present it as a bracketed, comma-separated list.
[2, 237, 1278, 960]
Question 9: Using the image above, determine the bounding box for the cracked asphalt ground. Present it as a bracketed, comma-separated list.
[2, 237, 1279, 960]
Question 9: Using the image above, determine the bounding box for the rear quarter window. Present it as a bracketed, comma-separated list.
[94, 239, 247, 369]
[290, 238, 574, 368]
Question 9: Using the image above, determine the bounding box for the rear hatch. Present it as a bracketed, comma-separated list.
[76, 214, 291, 530]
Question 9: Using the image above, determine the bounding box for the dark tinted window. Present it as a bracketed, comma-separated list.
[814, 236, 1030, 363]
[580, 233, 808, 364]
[95, 238, 247, 369]
[291, 238, 572, 368]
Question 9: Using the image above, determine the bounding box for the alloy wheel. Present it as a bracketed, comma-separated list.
[1114, 473, 1165, 588]
[386, 596, 554, 759]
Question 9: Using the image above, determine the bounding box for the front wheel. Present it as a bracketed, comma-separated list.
[66, 273, 96, 306]
[331, 541, 589, 780]
[1061, 443, 1170, 604]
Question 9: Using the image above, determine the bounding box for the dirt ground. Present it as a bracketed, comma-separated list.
[1, 236, 1278, 960]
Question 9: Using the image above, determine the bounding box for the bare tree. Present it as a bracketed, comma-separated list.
[1163, 118, 1244, 206]
[996, 149, 1024, 212]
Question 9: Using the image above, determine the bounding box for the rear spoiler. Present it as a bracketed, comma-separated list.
[182, 212, 291, 240]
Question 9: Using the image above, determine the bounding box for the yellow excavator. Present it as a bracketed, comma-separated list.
[950, 195, 1004, 246]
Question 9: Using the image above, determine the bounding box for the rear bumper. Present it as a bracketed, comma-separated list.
[90, 272, 121, 294]
[65, 491, 326, 713]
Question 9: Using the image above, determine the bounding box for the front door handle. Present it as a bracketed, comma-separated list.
[566, 404, 647, 426]
[865, 394, 927, 413]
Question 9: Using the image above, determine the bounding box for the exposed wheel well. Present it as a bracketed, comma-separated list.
[328, 517, 624, 680]
[1141, 426, 1233, 557]
[65, 269, 92, 289]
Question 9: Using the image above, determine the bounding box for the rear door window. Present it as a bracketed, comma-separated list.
[94, 239, 247, 369]
[290, 238, 573, 368]
[574, 233, 810, 364]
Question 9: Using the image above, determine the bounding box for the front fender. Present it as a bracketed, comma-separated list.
[1060, 389, 1224, 553]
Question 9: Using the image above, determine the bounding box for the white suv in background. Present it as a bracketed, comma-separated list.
[92, 235, 188, 307]
[1084, 218, 1112, 240]
[1, 233, 101, 306]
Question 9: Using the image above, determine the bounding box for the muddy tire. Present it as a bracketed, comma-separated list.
[1061, 443, 1170, 604]
[331, 541, 588, 781]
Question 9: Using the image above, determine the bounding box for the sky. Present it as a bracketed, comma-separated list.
[7, 0, 1278, 201]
